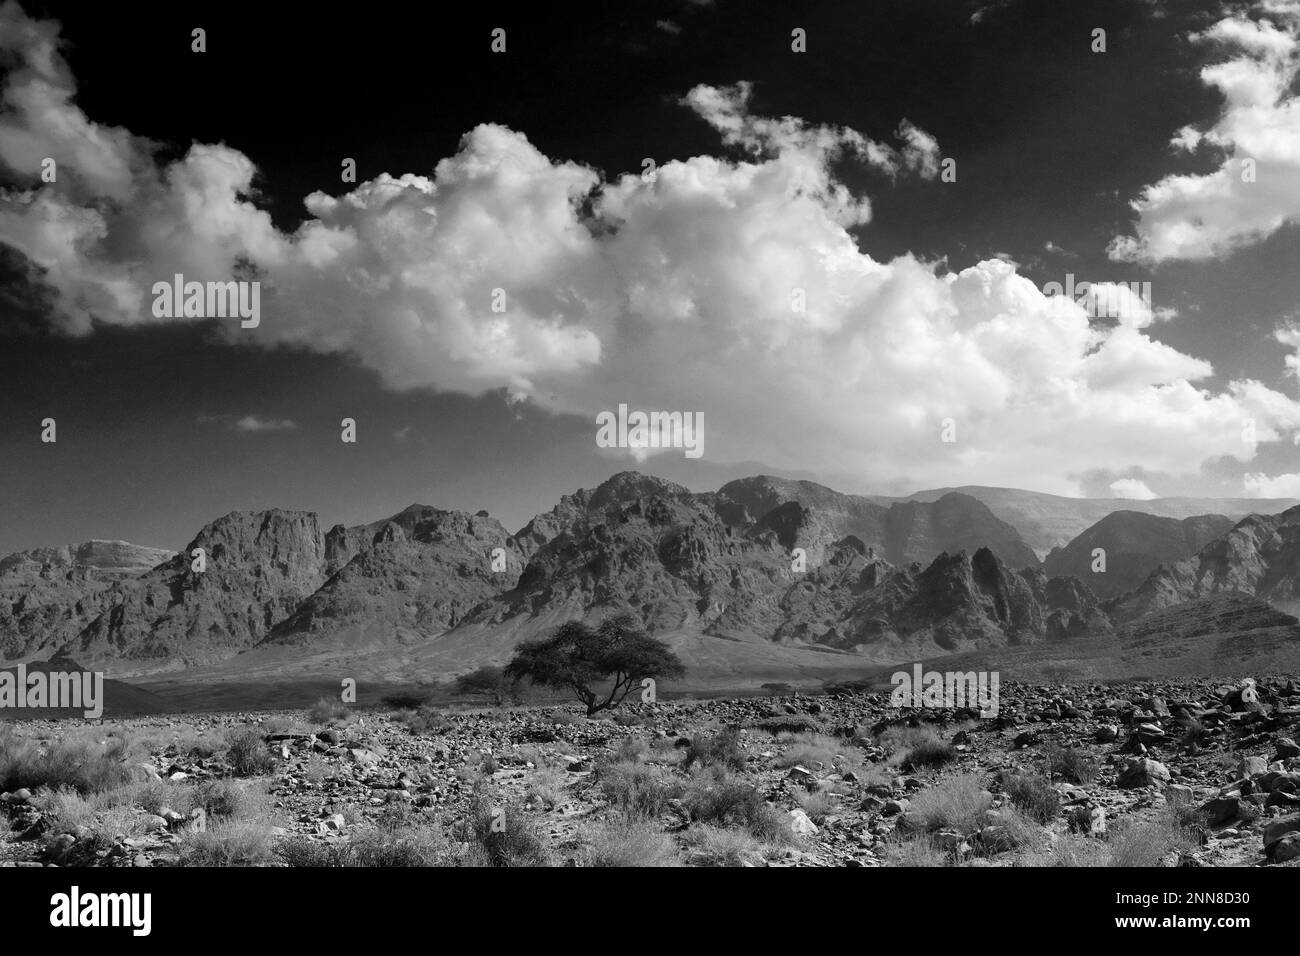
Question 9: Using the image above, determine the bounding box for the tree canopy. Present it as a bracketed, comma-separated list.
[504, 614, 685, 716]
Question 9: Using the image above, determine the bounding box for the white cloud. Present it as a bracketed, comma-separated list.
[233, 415, 298, 433]
[1110, 3, 1300, 262]
[2, 3, 1300, 496]
[1244, 470, 1300, 496]
[1109, 478, 1158, 500]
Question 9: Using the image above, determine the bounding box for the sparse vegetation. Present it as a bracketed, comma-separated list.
[578, 819, 680, 867]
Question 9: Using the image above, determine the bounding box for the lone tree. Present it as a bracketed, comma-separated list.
[504, 613, 685, 716]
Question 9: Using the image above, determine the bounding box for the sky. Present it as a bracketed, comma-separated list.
[2, 0, 1300, 554]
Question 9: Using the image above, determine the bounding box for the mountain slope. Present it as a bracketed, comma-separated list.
[261, 506, 522, 649]
[1111, 506, 1300, 622]
[63, 511, 329, 676]
[1044, 511, 1234, 599]
[876, 486, 1298, 556]
[714, 476, 1038, 567]
[0, 540, 174, 661]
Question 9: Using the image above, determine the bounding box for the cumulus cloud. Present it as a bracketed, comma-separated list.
[1244, 470, 1300, 496]
[2, 2, 1300, 495]
[1110, 2, 1300, 262]
[1109, 478, 1158, 500]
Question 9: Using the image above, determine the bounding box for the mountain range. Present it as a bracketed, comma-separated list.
[5, 472, 1300, 687]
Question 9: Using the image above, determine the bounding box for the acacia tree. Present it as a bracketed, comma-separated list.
[504, 614, 685, 716]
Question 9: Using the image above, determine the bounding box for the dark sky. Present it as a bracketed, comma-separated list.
[2, 0, 1299, 555]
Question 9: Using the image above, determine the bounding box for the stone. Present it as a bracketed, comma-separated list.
[1118, 758, 1170, 789]
[788, 808, 819, 836]
[1262, 814, 1300, 853]
[1275, 737, 1300, 759]
[1271, 833, 1300, 863]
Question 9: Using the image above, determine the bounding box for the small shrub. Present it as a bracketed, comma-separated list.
[880, 832, 948, 867]
[459, 789, 548, 867]
[524, 767, 565, 811]
[612, 736, 651, 764]
[1042, 743, 1098, 785]
[680, 825, 766, 866]
[307, 698, 352, 725]
[178, 820, 276, 866]
[224, 727, 276, 777]
[681, 767, 793, 844]
[683, 727, 746, 772]
[402, 706, 451, 735]
[193, 779, 263, 821]
[774, 732, 841, 771]
[337, 827, 446, 866]
[1000, 772, 1060, 824]
[794, 790, 834, 825]
[578, 819, 680, 867]
[595, 760, 680, 818]
[907, 774, 993, 835]
[899, 739, 957, 771]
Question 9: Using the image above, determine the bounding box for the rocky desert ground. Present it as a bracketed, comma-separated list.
[4, 675, 1300, 868]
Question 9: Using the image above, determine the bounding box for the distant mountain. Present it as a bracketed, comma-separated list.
[0, 540, 173, 661]
[459, 476, 1099, 662]
[875, 486, 1298, 556]
[714, 475, 1039, 568]
[1111, 506, 1300, 622]
[11, 471, 1300, 684]
[262, 506, 521, 648]
[62, 511, 330, 676]
[1044, 511, 1234, 599]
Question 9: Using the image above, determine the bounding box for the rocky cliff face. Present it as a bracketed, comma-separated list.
[714, 477, 1038, 568]
[63, 511, 328, 675]
[1044, 511, 1233, 599]
[466, 478, 1100, 659]
[0, 541, 174, 661]
[264, 506, 521, 645]
[1111, 507, 1300, 622]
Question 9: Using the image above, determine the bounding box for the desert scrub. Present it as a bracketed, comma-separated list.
[577, 819, 680, 867]
[998, 771, 1060, 824]
[307, 697, 352, 725]
[877, 725, 956, 770]
[794, 790, 835, 825]
[400, 705, 451, 735]
[680, 825, 768, 866]
[458, 789, 548, 867]
[906, 774, 994, 834]
[595, 759, 680, 817]
[0, 727, 134, 795]
[224, 726, 276, 776]
[681, 766, 794, 844]
[178, 820, 277, 866]
[683, 726, 747, 772]
[524, 765, 566, 811]
[774, 732, 843, 771]
[1041, 743, 1098, 785]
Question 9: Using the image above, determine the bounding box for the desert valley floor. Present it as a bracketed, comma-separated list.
[4, 676, 1300, 868]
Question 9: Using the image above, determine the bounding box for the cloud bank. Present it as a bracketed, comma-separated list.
[1110, 2, 1300, 263]
[2, 1, 1299, 496]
